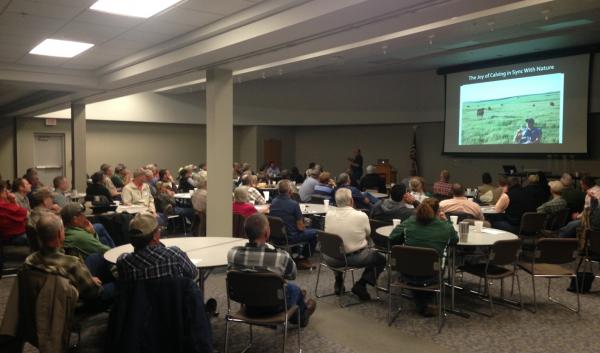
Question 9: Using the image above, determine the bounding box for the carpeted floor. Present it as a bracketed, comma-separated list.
[2, 248, 600, 353]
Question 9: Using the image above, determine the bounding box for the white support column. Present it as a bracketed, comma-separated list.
[206, 68, 233, 237]
[70, 103, 87, 192]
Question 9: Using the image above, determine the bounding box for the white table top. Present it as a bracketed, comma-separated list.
[116, 205, 148, 214]
[375, 224, 518, 246]
[369, 192, 388, 199]
[255, 204, 270, 213]
[174, 193, 192, 199]
[299, 203, 336, 215]
[68, 192, 86, 199]
[104, 237, 247, 268]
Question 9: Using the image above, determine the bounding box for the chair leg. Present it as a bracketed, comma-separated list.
[516, 272, 524, 310]
[531, 275, 537, 313]
[485, 279, 495, 316]
[547, 276, 581, 313]
[314, 263, 322, 297]
[224, 319, 231, 353]
[297, 309, 302, 353]
[282, 320, 287, 353]
[437, 289, 444, 333]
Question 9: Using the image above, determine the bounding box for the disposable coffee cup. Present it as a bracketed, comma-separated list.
[450, 216, 458, 225]
[114, 200, 120, 206]
[264, 191, 270, 201]
[474, 221, 484, 232]
[323, 199, 330, 209]
[392, 219, 401, 227]
[71, 189, 78, 197]
[189, 190, 194, 195]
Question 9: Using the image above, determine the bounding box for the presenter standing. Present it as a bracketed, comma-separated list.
[348, 148, 364, 185]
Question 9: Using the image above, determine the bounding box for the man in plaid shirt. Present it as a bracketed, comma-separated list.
[537, 181, 567, 214]
[432, 169, 453, 197]
[117, 213, 198, 281]
[228, 213, 316, 327]
[241, 174, 266, 205]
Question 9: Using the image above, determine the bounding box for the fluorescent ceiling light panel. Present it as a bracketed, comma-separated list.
[90, 0, 183, 18]
[29, 39, 94, 58]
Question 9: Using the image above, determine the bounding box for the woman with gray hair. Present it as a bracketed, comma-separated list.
[232, 186, 258, 218]
[191, 174, 208, 213]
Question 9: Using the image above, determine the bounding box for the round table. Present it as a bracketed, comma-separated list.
[375, 224, 518, 245]
[174, 193, 192, 199]
[299, 203, 336, 215]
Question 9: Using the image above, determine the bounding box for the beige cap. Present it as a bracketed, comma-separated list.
[129, 212, 158, 237]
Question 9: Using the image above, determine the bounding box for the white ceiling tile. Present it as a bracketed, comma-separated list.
[156, 7, 222, 27]
[0, 12, 66, 36]
[179, 0, 263, 16]
[18, 54, 69, 67]
[101, 38, 154, 51]
[0, 44, 30, 63]
[61, 49, 122, 70]
[74, 9, 145, 28]
[5, 0, 86, 19]
[54, 21, 128, 43]
[116, 30, 172, 45]
[135, 19, 196, 36]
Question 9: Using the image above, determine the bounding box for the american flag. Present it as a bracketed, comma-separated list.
[409, 127, 419, 174]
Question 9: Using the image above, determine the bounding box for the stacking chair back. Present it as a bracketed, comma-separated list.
[536, 238, 578, 264]
[391, 245, 440, 278]
[369, 219, 392, 251]
[490, 239, 522, 266]
[445, 212, 473, 223]
[544, 208, 570, 231]
[308, 195, 327, 204]
[586, 229, 600, 255]
[267, 216, 288, 245]
[232, 213, 246, 238]
[519, 212, 547, 237]
[317, 231, 346, 263]
[226, 271, 286, 308]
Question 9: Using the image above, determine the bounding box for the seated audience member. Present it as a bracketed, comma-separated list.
[401, 169, 418, 189]
[86, 172, 113, 204]
[279, 169, 291, 180]
[154, 182, 195, 223]
[158, 169, 175, 190]
[144, 168, 158, 197]
[269, 180, 318, 270]
[241, 174, 266, 205]
[409, 177, 428, 203]
[177, 167, 195, 193]
[359, 165, 386, 193]
[100, 163, 120, 198]
[11, 177, 31, 211]
[389, 198, 458, 316]
[121, 168, 132, 186]
[145, 163, 159, 185]
[370, 184, 417, 222]
[335, 173, 378, 209]
[298, 168, 320, 202]
[197, 163, 208, 179]
[432, 169, 452, 198]
[523, 173, 550, 209]
[560, 173, 585, 215]
[24, 168, 42, 195]
[232, 186, 258, 218]
[290, 167, 305, 184]
[52, 176, 70, 208]
[590, 193, 600, 231]
[233, 162, 242, 180]
[312, 172, 335, 200]
[537, 181, 567, 214]
[191, 175, 208, 213]
[266, 162, 280, 179]
[0, 181, 28, 246]
[439, 184, 484, 220]
[305, 162, 316, 178]
[494, 178, 510, 213]
[478, 172, 502, 205]
[228, 213, 316, 326]
[325, 189, 386, 300]
[112, 163, 126, 189]
[28, 189, 61, 228]
[559, 176, 599, 237]
[117, 213, 198, 281]
[25, 213, 107, 301]
[492, 177, 537, 233]
[122, 168, 156, 214]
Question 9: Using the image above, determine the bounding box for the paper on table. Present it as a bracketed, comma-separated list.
[481, 228, 506, 235]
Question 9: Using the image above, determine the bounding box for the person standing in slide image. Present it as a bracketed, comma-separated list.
[514, 118, 542, 144]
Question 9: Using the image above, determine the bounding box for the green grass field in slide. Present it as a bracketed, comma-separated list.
[460, 91, 561, 145]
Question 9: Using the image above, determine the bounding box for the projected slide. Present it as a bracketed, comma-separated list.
[459, 73, 564, 146]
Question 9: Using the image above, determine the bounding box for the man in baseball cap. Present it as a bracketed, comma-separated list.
[115, 212, 197, 282]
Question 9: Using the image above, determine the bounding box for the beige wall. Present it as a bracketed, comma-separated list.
[295, 117, 600, 187]
[0, 118, 15, 180]
[234, 125, 257, 168]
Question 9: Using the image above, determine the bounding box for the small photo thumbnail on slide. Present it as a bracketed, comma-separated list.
[459, 73, 564, 146]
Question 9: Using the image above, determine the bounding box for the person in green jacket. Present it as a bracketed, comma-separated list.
[389, 198, 458, 316]
[60, 203, 116, 285]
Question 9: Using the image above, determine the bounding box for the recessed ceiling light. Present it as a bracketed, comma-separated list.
[90, 0, 183, 18]
[29, 39, 94, 58]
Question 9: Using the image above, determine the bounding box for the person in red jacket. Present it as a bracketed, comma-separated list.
[0, 180, 28, 245]
[232, 186, 258, 218]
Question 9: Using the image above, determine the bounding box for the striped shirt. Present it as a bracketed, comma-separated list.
[247, 187, 266, 205]
[227, 243, 297, 280]
[536, 197, 567, 214]
[117, 243, 198, 281]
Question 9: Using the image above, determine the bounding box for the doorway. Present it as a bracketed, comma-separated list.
[33, 133, 65, 187]
[263, 139, 282, 168]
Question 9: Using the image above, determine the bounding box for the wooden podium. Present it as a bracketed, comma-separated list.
[374, 161, 397, 185]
